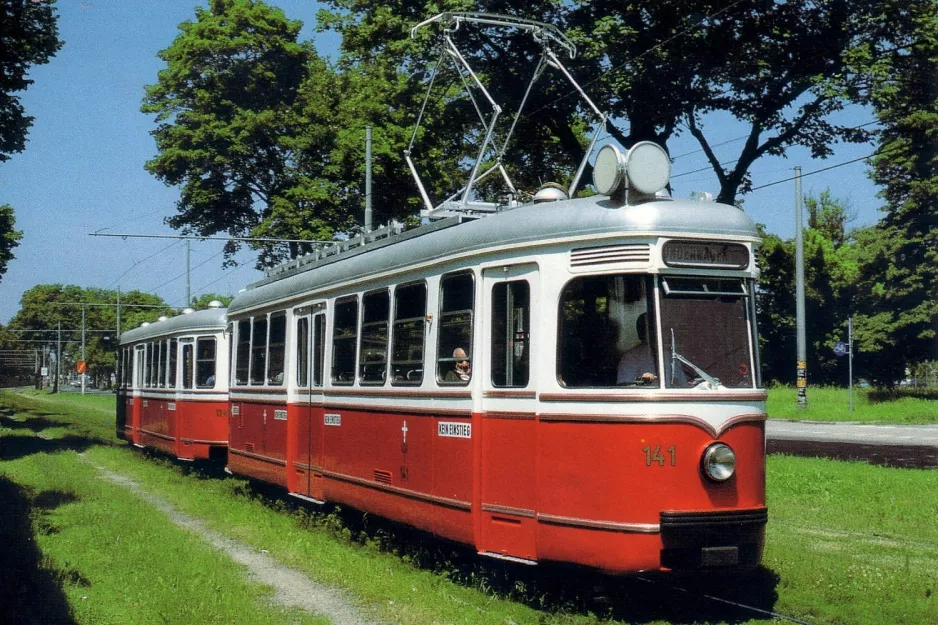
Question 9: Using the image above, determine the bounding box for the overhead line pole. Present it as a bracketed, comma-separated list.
[81, 305, 86, 396]
[795, 166, 807, 409]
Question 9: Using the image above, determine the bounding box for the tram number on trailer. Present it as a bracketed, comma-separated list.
[642, 445, 676, 467]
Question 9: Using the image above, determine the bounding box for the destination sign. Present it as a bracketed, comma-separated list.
[662, 241, 749, 269]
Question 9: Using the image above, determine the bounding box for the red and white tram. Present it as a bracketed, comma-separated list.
[223, 142, 767, 573]
[117, 304, 229, 462]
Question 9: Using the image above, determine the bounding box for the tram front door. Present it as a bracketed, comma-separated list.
[479, 263, 539, 563]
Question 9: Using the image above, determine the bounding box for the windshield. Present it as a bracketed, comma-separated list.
[659, 277, 755, 389]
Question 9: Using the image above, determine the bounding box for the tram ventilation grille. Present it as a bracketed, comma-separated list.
[373, 470, 393, 485]
[570, 243, 651, 268]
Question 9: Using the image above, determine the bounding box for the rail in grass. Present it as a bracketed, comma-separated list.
[117, 12, 767, 574]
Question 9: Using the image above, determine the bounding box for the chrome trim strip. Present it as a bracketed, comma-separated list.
[483, 390, 536, 399]
[179, 438, 227, 446]
[323, 402, 472, 418]
[478, 551, 538, 565]
[481, 504, 536, 518]
[290, 492, 325, 505]
[229, 448, 287, 467]
[536, 513, 660, 534]
[484, 412, 536, 421]
[539, 391, 767, 402]
[139, 429, 174, 442]
[537, 413, 766, 438]
[230, 397, 289, 406]
[322, 469, 471, 511]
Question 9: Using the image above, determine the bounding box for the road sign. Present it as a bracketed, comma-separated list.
[76, 360, 87, 374]
[833, 342, 848, 357]
[40, 367, 48, 376]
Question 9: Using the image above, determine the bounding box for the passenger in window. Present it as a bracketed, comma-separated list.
[617, 314, 657, 385]
[444, 348, 471, 382]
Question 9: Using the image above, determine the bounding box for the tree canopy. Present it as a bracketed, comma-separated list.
[851, 0, 938, 384]
[0, 0, 62, 163]
[0, 204, 21, 282]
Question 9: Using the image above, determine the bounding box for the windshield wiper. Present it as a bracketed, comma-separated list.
[670, 328, 720, 390]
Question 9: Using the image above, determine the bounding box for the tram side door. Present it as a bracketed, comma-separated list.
[295, 304, 326, 501]
[479, 263, 539, 562]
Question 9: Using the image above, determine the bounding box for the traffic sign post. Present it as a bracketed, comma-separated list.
[832, 318, 854, 413]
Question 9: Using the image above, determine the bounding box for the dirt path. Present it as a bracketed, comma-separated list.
[78, 454, 382, 625]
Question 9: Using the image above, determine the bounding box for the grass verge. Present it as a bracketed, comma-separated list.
[2, 389, 936, 625]
[767, 385, 937, 424]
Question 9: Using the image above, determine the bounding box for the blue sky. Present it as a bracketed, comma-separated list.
[0, 0, 884, 325]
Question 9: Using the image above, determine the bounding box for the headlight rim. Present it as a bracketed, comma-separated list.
[702, 442, 736, 482]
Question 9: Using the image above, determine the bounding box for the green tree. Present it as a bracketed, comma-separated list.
[0, 0, 63, 163]
[852, 0, 938, 386]
[9, 285, 172, 388]
[0, 204, 22, 281]
[756, 191, 863, 386]
[142, 0, 344, 266]
[190, 293, 233, 309]
[319, 0, 886, 204]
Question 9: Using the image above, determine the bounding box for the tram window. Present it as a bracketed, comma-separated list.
[332, 297, 358, 385]
[296, 317, 309, 387]
[438, 272, 474, 385]
[235, 319, 250, 386]
[157, 341, 166, 388]
[182, 342, 194, 389]
[558, 275, 656, 388]
[196, 338, 217, 388]
[660, 277, 754, 389]
[168, 339, 178, 388]
[392, 282, 426, 385]
[267, 313, 286, 385]
[136, 347, 145, 388]
[313, 313, 325, 387]
[360, 290, 389, 385]
[146, 342, 155, 388]
[250, 316, 268, 385]
[491, 280, 530, 387]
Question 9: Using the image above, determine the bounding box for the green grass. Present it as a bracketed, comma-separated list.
[3, 389, 937, 625]
[0, 426, 326, 623]
[767, 385, 937, 424]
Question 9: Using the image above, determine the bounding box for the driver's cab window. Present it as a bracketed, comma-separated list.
[558, 274, 657, 388]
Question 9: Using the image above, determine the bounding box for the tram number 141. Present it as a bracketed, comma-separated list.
[642, 445, 676, 467]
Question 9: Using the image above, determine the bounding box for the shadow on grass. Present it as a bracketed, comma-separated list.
[0, 478, 80, 625]
[0, 415, 66, 434]
[0, 434, 98, 462]
[233, 480, 781, 624]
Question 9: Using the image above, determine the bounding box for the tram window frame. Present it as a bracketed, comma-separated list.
[332, 297, 359, 385]
[391, 282, 427, 386]
[296, 316, 310, 387]
[557, 274, 657, 388]
[136, 345, 145, 389]
[360, 289, 390, 385]
[235, 319, 250, 386]
[181, 340, 194, 390]
[168, 339, 178, 389]
[249, 316, 268, 386]
[313, 312, 325, 387]
[437, 272, 474, 386]
[146, 342, 155, 388]
[491, 280, 531, 388]
[196, 337, 217, 388]
[159, 341, 167, 388]
[267, 312, 286, 386]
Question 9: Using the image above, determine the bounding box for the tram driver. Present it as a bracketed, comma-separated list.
[617, 313, 658, 385]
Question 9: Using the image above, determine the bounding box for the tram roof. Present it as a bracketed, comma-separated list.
[228, 196, 759, 315]
[119, 308, 228, 346]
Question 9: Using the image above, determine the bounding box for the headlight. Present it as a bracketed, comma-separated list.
[702, 443, 736, 482]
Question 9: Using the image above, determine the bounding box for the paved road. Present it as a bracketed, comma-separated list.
[766, 420, 938, 468]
